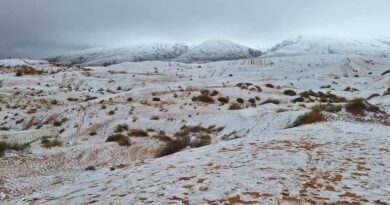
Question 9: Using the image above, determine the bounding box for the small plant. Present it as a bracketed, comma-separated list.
[106, 134, 131, 146]
[265, 83, 274, 88]
[289, 107, 325, 128]
[85, 166, 96, 171]
[283, 89, 297, 96]
[248, 98, 256, 104]
[0, 141, 30, 157]
[260, 99, 281, 105]
[67, 97, 79, 102]
[217, 96, 229, 104]
[152, 97, 161, 101]
[127, 129, 148, 137]
[210, 90, 219, 96]
[291, 97, 305, 103]
[84, 96, 98, 102]
[367, 93, 380, 100]
[150, 116, 160, 120]
[236, 98, 245, 104]
[229, 102, 242, 110]
[345, 98, 380, 116]
[89, 131, 97, 136]
[41, 136, 63, 148]
[192, 94, 214, 103]
[114, 124, 129, 133]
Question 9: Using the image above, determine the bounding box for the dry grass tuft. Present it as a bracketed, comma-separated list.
[127, 129, 148, 137]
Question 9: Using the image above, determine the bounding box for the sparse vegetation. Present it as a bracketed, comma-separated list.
[106, 134, 131, 146]
[0, 141, 30, 157]
[345, 98, 380, 116]
[155, 125, 223, 157]
[41, 136, 63, 148]
[228, 102, 242, 110]
[217, 96, 229, 104]
[283, 89, 297, 96]
[127, 129, 148, 137]
[114, 124, 129, 133]
[260, 99, 281, 105]
[192, 94, 214, 103]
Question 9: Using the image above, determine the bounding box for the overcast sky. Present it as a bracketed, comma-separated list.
[1, 0, 390, 58]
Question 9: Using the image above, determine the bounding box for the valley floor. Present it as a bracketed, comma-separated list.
[0, 54, 389, 204]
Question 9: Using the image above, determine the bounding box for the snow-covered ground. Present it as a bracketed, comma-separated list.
[1, 40, 390, 204]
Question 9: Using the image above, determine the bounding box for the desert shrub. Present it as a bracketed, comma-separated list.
[283, 89, 297, 96]
[311, 104, 342, 113]
[229, 102, 242, 110]
[150, 116, 160, 120]
[152, 131, 172, 142]
[85, 166, 96, 171]
[0, 141, 30, 157]
[291, 97, 305, 103]
[67, 97, 79, 102]
[381, 70, 390, 76]
[108, 110, 115, 115]
[367, 93, 380, 100]
[0, 127, 9, 131]
[114, 124, 129, 133]
[384, 88, 390, 96]
[192, 94, 214, 103]
[152, 97, 161, 102]
[344, 87, 352, 91]
[84, 96, 98, 102]
[210, 90, 219, 96]
[320, 85, 331, 89]
[155, 125, 222, 157]
[345, 98, 380, 116]
[155, 138, 186, 158]
[248, 98, 256, 104]
[106, 134, 131, 146]
[41, 136, 63, 148]
[127, 129, 148, 137]
[217, 96, 229, 104]
[260, 99, 281, 105]
[265, 83, 274, 88]
[89, 131, 97, 136]
[15, 70, 23, 76]
[127, 97, 133, 102]
[289, 106, 326, 128]
[236, 98, 245, 104]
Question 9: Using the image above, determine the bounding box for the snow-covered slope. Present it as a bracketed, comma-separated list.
[49, 40, 262, 66]
[13, 122, 390, 204]
[175, 39, 262, 63]
[48, 43, 189, 66]
[265, 36, 390, 57]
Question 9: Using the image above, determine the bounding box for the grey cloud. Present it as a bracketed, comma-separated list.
[1, 0, 390, 58]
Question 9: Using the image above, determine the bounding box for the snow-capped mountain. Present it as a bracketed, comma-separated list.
[48, 43, 189, 66]
[174, 39, 262, 63]
[48, 40, 262, 66]
[265, 36, 390, 57]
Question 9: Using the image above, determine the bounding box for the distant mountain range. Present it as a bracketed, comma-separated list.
[48, 36, 390, 66]
[264, 36, 390, 57]
[47, 40, 262, 66]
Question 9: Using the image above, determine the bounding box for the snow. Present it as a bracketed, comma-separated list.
[174, 39, 262, 63]
[48, 40, 262, 66]
[265, 36, 390, 57]
[1, 37, 390, 204]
